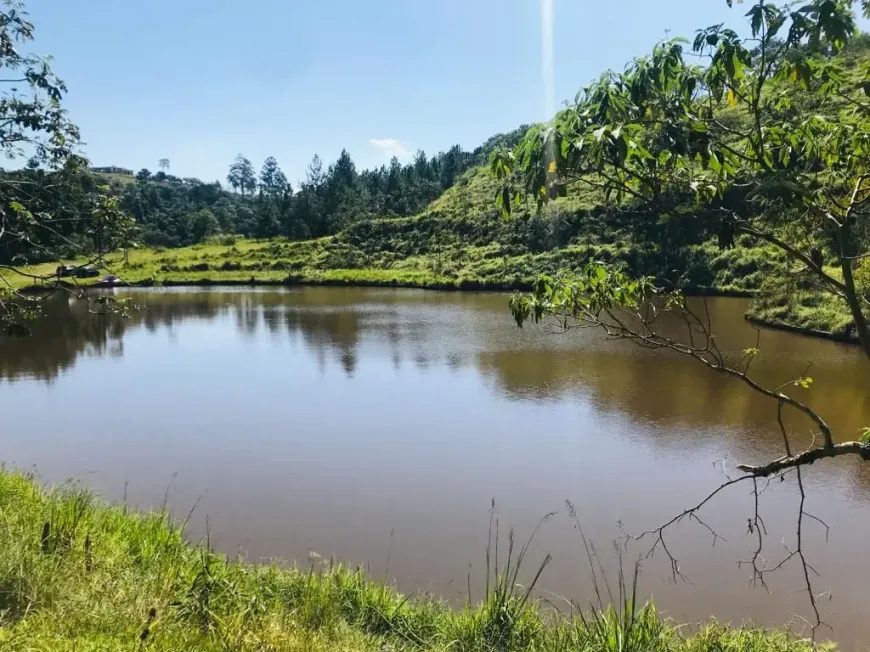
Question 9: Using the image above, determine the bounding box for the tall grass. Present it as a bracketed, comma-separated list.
[0, 470, 823, 651]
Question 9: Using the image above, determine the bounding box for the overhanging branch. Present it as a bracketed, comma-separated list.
[737, 441, 870, 476]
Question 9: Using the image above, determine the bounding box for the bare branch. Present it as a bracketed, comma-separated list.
[794, 466, 830, 637]
[736, 222, 848, 297]
[736, 440, 870, 476]
[587, 302, 837, 449]
[631, 474, 754, 582]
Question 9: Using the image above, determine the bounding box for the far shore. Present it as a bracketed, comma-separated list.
[14, 273, 861, 347]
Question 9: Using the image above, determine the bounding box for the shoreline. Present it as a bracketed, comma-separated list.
[0, 469, 826, 650]
[18, 275, 860, 347]
[18, 275, 758, 296]
[744, 313, 860, 344]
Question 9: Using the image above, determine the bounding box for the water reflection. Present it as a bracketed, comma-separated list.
[0, 289, 442, 382]
[5, 285, 869, 493]
[5, 289, 867, 443]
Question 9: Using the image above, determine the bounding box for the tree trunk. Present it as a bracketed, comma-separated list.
[840, 245, 870, 360]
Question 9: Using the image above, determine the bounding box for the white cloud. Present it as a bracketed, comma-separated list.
[369, 138, 409, 160]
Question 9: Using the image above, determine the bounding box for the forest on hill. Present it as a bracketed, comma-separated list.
[0, 126, 528, 258]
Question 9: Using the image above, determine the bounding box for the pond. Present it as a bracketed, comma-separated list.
[2, 287, 869, 646]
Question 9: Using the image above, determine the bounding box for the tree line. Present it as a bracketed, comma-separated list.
[116, 130, 526, 250]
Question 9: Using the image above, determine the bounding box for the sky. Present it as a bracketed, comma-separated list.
[21, 1, 816, 185]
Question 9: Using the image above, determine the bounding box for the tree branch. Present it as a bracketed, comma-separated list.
[736, 222, 848, 297]
[736, 440, 870, 476]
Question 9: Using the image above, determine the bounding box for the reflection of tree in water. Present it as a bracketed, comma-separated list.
[0, 289, 435, 382]
[4, 287, 870, 498]
[0, 291, 239, 382]
[5, 290, 868, 469]
[0, 295, 126, 382]
[281, 308, 362, 376]
[475, 341, 870, 477]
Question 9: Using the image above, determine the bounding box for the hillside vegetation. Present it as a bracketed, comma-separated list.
[13, 37, 870, 334]
[15, 165, 787, 291]
[5, 24, 870, 341]
[18, 158, 841, 333]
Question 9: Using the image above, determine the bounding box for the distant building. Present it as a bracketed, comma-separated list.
[91, 166, 134, 176]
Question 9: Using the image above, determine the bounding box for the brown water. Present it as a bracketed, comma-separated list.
[2, 287, 869, 647]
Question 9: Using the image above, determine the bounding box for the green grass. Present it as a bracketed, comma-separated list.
[745, 284, 856, 338]
[0, 470, 832, 651]
[742, 260, 864, 339]
[93, 172, 138, 185]
[10, 227, 854, 338]
[9, 219, 783, 297]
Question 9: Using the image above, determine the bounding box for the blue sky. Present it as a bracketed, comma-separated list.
[22, 1, 815, 184]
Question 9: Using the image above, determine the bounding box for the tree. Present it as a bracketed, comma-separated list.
[120, 172, 247, 247]
[498, 0, 870, 636]
[331, 149, 357, 189]
[323, 149, 363, 229]
[413, 149, 429, 179]
[293, 185, 324, 237]
[305, 154, 324, 189]
[259, 156, 288, 195]
[438, 144, 467, 190]
[495, 0, 870, 358]
[190, 208, 219, 243]
[0, 0, 133, 335]
[212, 197, 238, 233]
[158, 158, 170, 173]
[135, 168, 151, 181]
[227, 155, 256, 196]
[0, 3, 78, 166]
[385, 156, 406, 213]
[254, 203, 280, 239]
[257, 156, 294, 237]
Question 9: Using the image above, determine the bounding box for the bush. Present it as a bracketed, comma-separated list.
[210, 234, 238, 247]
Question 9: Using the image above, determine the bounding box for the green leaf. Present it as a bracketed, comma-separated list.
[615, 135, 628, 164]
[747, 4, 763, 37]
[708, 151, 722, 172]
[498, 187, 512, 219]
[861, 428, 870, 445]
[793, 376, 813, 389]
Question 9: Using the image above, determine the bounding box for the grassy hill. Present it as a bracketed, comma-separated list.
[17, 167, 784, 293]
[16, 152, 861, 340]
[16, 161, 827, 327]
[15, 160, 853, 338]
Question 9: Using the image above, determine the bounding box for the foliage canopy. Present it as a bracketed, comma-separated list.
[495, 0, 870, 357]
